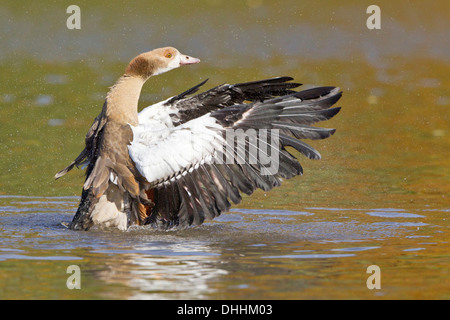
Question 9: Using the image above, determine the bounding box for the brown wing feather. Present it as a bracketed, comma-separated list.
[55, 102, 108, 179]
[62, 102, 152, 229]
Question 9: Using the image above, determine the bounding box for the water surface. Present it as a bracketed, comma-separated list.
[0, 196, 448, 299]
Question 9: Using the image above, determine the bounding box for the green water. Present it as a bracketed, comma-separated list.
[0, 1, 449, 300]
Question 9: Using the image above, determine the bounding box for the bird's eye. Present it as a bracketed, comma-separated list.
[165, 53, 172, 58]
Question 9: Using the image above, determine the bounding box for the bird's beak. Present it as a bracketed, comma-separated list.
[180, 54, 200, 65]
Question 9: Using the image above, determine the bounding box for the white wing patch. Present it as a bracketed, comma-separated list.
[129, 104, 224, 185]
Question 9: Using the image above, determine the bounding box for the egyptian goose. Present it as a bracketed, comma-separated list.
[55, 47, 341, 231]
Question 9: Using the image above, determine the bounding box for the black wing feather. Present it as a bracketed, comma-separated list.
[165, 77, 302, 124]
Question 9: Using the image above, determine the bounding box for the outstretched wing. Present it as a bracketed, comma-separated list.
[164, 76, 302, 125]
[129, 83, 342, 228]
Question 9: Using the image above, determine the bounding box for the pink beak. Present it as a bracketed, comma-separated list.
[180, 54, 200, 65]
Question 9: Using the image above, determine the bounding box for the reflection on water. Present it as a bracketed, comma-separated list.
[0, 196, 448, 299]
[95, 250, 227, 300]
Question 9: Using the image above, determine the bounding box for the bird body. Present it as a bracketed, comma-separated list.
[55, 47, 341, 231]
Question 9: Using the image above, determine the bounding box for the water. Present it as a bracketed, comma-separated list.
[0, 196, 448, 299]
[0, 1, 449, 299]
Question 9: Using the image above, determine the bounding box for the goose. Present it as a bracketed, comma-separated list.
[55, 47, 342, 231]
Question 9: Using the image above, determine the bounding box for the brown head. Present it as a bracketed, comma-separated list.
[125, 47, 200, 79]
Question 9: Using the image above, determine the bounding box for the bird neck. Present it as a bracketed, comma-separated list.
[105, 75, 147, 126]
